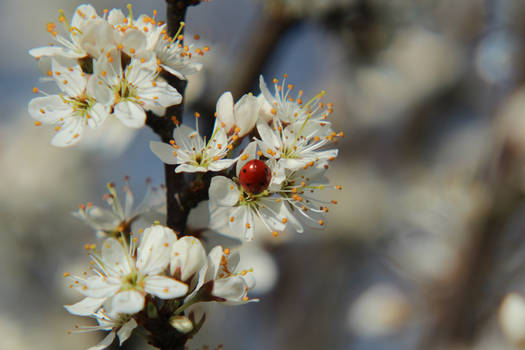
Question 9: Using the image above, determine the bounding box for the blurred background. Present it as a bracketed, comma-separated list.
[4, 0, 525, 349]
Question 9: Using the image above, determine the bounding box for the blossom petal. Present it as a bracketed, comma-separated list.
[259, 75, 275, 103]
[88, 103, 109, 128]
[87, 331, 116, 350]
[216, 92, 235, 129]
[117, 318, 137, 345]
[229, 206, 255, 240]
[29, 46, 84, 59]
[209, 176, 239, 207]
[101, 238, 133, 276]
[126, 53, 156, 86]
[71, 4, 98, 30]
[205, 246, 224, 281]
[51, 118, 84, 147]
[114, 101, 146, 128]
[144, 275, 188, 299]
[170, 236, 207, 281]
[175, 164, 207, 173]
[137, 225, 176, 275]
[64, 296, 105, 316]
[236, 141, 258, 176]
[150, 141, 178, 164]
[234, 93, 259, 136]
[87, 75, 114, 106]
[51, 59, 86, 97]
[111, 290, 145, 315]
[140, 82, 182, 113]
[28, 95, 72, 123]
[121, 29, 147, 57]
[82, 276, 121, 298]
[213, 276, 249, 304]
[172, 124, 199, 148]
[107, 9, 126, 26]
[208, 159, 237, 172]
[258, 197, 287, 232]
[256, 121, 281, 153]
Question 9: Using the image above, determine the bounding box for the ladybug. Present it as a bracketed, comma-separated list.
[239, 159, 272, 194]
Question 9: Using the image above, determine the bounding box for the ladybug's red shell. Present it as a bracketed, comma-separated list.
[239, 160, 272, 194]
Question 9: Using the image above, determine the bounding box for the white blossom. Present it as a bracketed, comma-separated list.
[216, 91, 262, 137]
[93, 49, 182, 128]
[65, 225, 188, 316]
[28, 59, 111, 146]
[153, 22, 203, 80]
[202, 246, 257, 305]
[258, 75, 334, 132]
[256, 117, 339, 177]
[208, 143, 288, 240]
[29, 5, 101, 60]
[72, 311, 137, 350]
[74, 179, 166, 238]
[150, 120, 237, 173]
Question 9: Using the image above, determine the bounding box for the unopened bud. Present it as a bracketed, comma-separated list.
[169, 315, 193, 334]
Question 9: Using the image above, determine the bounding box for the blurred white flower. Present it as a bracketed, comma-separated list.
[348, 284, 411, 337]
[74, 310, 137, 350]
[499, 293, 525, 347]
[74, 179, 166, 238]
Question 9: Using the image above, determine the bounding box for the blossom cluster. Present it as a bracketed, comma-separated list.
[65, 224, 255, 348]
[28, 4, 342, 349]
[28, 4, 203, 146]
[151, 75, 343, 240]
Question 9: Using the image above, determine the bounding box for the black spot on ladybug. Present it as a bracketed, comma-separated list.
[243, 169, 247, 173]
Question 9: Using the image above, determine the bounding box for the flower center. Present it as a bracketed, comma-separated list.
[121, 272, 139, 290]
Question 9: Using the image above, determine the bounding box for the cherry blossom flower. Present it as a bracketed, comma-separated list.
[28, 59, 111, 146]
[74, 179, 166, 238]
[93, 49, 182, 128]
[201, 246, 257, 305]
[275, 164, 340, 232]
[29, 5, 101, 60]
[71, 310, 137, 350]
[256, 117, 339, 176]
[258, 75, 335, 132]
[216, 91, 263, 137]
[150, 120, 237, 173]
[208, 143, 288, 240]
[153, 22, 203, 80]
[65, 225, 188, 316]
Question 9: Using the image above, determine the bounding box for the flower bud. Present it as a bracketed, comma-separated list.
[169, 316, 193, 334]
